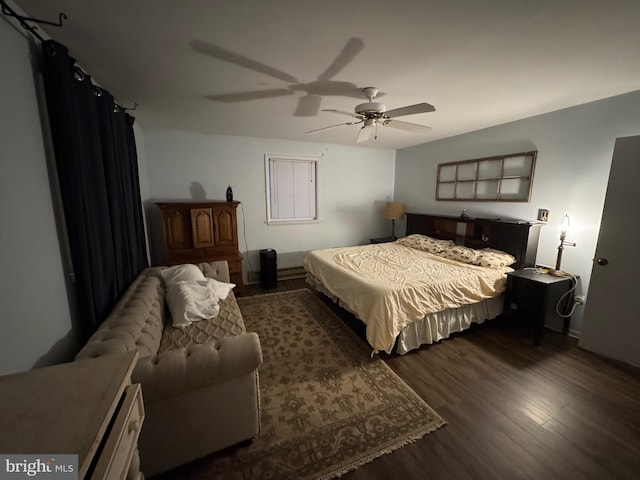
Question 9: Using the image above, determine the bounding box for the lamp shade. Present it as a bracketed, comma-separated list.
[560, 214, 570, 235]
[383, 202, 405, 220]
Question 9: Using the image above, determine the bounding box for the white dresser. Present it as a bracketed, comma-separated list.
[0, 351, 144, 479]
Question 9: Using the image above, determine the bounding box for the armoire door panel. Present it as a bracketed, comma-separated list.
[190, 208, 215, 248]
[164, 208, 191, 250]
[214, 208, 237, 246]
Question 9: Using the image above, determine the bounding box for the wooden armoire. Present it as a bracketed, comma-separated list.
[156, 201, 243, 289]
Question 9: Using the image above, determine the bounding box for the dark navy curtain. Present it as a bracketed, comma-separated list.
[41, 40, 148, 337]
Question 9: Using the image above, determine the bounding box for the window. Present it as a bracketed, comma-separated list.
[265, 154, 319, 224]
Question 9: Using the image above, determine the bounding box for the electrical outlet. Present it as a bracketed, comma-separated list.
[575, 295, 585, 304]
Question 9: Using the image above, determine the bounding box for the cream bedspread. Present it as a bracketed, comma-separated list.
[304, 242, 512, 353]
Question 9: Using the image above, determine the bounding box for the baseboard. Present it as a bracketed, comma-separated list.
[247, 266, 307, 284]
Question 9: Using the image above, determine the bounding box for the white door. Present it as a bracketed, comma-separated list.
[579, 135, 640, 367]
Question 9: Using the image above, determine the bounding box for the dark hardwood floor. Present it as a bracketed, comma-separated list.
[243, 279, 640, 480]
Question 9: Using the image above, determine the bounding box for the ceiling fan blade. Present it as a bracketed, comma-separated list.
[384, 102, 436, 118]
[356, 125, 373, 143]
[305, 121, 358, 134]
[318, 37, 365, 81]
[383, 119, 432, 133]
[322, 108, 359, 118]
[191, 40, 298, 83]
[206, 89, 295, 103]
[294, 95, 322, 117]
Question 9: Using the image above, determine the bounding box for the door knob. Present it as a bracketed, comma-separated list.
[596, 258, 608, 266]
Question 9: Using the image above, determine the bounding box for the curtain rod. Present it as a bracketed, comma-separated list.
[1, 0, 67, 43]
[3, 2, 140, 114]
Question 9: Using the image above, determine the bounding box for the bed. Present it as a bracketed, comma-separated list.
[305, 213, 541, 354]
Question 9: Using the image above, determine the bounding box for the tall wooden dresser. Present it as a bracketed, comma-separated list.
[156, 201, 243, 289]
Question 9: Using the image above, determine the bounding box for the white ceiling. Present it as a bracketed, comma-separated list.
[12, 0, 640, 149]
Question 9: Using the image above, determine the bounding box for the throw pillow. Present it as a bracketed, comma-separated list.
[473, 248, 516, 268]
[161, 264, 205, 288]
[207, 278, 236, 300]
[396, 234, 455, 254]
[166, 280, 220, 328]
[442, 245, 479, 264]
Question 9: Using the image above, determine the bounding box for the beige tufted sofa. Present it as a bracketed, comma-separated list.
[75, 261, 262, 477]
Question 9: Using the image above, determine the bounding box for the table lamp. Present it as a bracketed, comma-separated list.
[550, 213, 576, 276]
[382, 202, 405, 240]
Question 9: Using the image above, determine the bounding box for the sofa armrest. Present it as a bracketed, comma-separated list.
[133, 332, 262, 402]
[199, 260, 231, 283]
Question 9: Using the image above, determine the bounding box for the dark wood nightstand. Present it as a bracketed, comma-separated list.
[370, 236, 397, 244]
[503, 269, 576, 345]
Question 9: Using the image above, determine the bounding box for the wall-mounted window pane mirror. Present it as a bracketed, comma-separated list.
[501, 178, 531, 200]
[478, 159, 502, 179]
[437, 182, 455, 199]
[439, 164, 457, 182]
[476, 179, 500, 199]
[503, 154, 533, 177]
[436, 151, 536, 202]
[456, 182, 475, 199]
[457, 162, 477, 181]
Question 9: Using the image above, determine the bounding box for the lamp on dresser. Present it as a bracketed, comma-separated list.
[382, 202, 405, 240]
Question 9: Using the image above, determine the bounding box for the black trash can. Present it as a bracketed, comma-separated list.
[260, 248, 277, 289]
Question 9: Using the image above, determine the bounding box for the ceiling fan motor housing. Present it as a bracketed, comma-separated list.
[355, 102, 387, 117]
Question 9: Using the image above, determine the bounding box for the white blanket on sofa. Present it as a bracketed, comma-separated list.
[162, 263, 236, 328]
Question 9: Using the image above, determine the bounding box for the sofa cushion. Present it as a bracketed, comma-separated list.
[159, 293, 246, 352]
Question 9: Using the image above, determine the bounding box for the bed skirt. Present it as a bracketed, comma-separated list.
[395, 295, 503, 354]
[307, 274, 503, 355]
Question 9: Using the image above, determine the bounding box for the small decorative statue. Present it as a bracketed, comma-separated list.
[460, 209, 469, 218]
[226, 185, 233, 202]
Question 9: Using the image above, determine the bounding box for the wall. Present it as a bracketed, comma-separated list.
[395, 90, 640, 336]
[142, 129, 396, 275]
[0, 18, 75, 375]
[133, 121, 151, 263]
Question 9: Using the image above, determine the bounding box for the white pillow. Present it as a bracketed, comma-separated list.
[166, 280, 220, 328]
[207, 277, 236, 300]
[161, 264, 205, 288]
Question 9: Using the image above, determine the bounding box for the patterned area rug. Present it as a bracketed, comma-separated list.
[173, 288, 445, 479]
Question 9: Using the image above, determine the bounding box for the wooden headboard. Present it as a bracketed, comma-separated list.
[405, 213, 542, 271]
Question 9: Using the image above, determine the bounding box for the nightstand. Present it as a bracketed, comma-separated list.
[503, 269, 576, 345]
[370, 236, 397, 244]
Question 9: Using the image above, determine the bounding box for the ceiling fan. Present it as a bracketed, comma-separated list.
[306, 87, 435, 143]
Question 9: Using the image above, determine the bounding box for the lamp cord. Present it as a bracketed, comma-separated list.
[239, 203, 254, 274]
[555, 273, 579, 318]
